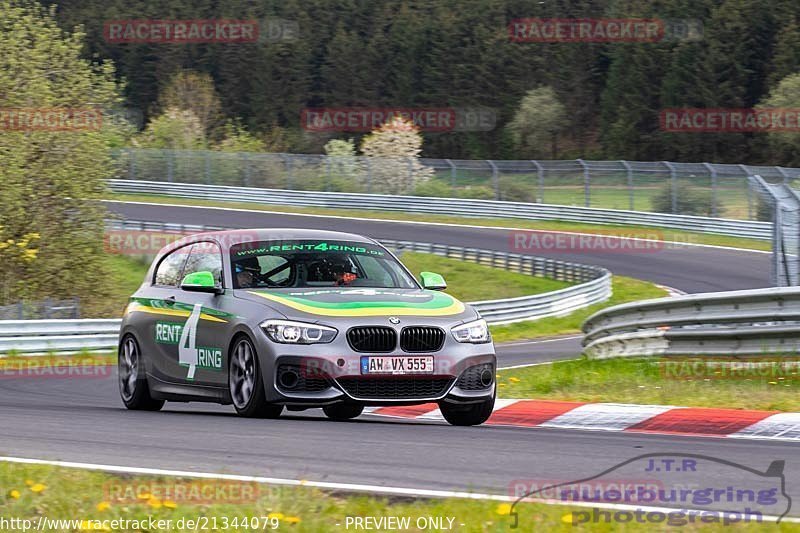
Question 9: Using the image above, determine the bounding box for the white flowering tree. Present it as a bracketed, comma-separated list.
[359, 117, 434, 194]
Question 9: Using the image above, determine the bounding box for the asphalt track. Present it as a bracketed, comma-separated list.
[3, 200, 792, 519]
[1, 374, 799, 519]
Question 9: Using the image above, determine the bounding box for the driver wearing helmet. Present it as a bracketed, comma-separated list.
[234, 257, 261, 288]
[331, 256, 359, 286]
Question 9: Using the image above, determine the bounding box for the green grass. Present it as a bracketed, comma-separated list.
[82, 254, 149, 318]
[107, 193, 770, 251]
[399, 252, 572, 302]
[1, 462, 794, 532]
[489, 276, 667, 344]
[497, 357, 800, 412]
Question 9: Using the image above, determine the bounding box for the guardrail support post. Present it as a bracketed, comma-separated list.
[167, 150, 174, 183]
[445, 158, 456, 188]
[325, 157, 332, 192]
[621, 160, 633, 210]
[578, 159, 590, 207]
[282, 155, 292, 189]
[663, 161, 677, 214]
[703, 162, 718, 217]
[128, 149, 136, 180]
[487, 160, 499, 200]
[532, 160, 544, 203]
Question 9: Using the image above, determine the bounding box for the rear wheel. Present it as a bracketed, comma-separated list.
[118, 335, 164, 411]
[323, 403, 364, 420]
[229, 336, 283, 419]
[439, 393, 495, 426]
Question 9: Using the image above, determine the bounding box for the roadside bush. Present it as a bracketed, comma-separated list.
[651, 182, 715, 216]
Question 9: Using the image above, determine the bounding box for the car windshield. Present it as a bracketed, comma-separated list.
[230, 240, 418, 290]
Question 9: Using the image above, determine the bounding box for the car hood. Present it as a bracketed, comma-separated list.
[234, 287, 477, 323]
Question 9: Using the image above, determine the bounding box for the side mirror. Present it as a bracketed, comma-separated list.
[420, 271, 447, 291]
[181, 271, 223, 294]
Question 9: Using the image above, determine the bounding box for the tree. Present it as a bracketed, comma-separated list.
[134, 107, 206, 150]
[507, 87, 566, 158]
[0, 0, 120, 312]
[216, 121, 264, 153]
[758, 72, 800, 165]
[157, 70, 224, 140]
[324, 138, 364, 190]
[360, 117, 434, 194]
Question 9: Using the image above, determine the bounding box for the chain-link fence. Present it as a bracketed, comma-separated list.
[0, 298, 81, 320]
[111, 149, 800, 221]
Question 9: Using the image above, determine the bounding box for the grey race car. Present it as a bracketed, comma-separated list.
[118, 229, 496, 426]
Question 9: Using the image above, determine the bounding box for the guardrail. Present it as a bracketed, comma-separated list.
[0, 319, 121, 355]
[1, 232, 611, 354]
[108, 179, 772, 240]
[581, 287, 800, 358]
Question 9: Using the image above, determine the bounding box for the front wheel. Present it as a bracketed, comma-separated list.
[229, 336, 283, 419]
[439, 393, 495, 426]
[118, 335, 164, 411]
[323, 403, 364, 420]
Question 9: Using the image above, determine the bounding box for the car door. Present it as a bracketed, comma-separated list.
[147, 244, 194, 384]
[176, 241, 229, 388]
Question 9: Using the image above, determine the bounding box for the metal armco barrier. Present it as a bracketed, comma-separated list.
[582, 286, 800, 358]
[108, 179, 772, 240]
[1, 235, 611, 353]
[0, 319, 121, 354]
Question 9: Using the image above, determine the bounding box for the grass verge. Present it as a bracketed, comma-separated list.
[489, 276, 667, 344]
[399, 252, 572, 302]
[0, 462, 788, 532]
[107, 193, 770, 252]
[497, 357, 799, 411]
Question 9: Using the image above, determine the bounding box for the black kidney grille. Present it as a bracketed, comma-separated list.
[400, 327, 445, 352]
[455, 363, 495, 391]
[347, 326, 397, 352]
[337, 376, 455, 399]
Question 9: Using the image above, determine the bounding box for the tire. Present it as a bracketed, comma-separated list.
[439, 392, 495, 426]
[229, 336, 283, 419]
[118, 335, 164, 411]
[323, 402, 364, 420]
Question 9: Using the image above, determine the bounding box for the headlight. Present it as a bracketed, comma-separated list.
[451, 318, 490, 344]
[260, 319, 337, 344]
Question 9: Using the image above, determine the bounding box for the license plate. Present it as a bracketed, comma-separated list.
[360, 356, 434, 375]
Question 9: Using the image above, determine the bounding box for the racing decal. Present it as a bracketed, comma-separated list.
[125, 297, 232, 323]
[233, 241, 385, 257]
[153, 305, 224, 380]
[248, 288, 465, 317]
